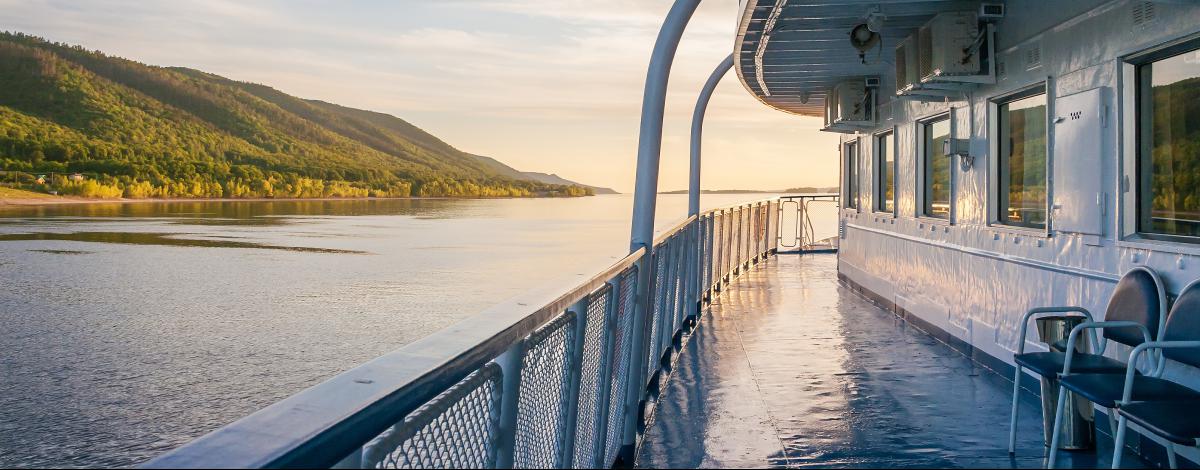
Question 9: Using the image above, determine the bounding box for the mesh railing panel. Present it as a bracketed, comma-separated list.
[362, 363, 503, 469]
[646, 247, 667, 378]
[602, 266, 638, 465]
[670, 240, 684, 332]
[700, 217, 710, 293]
[571, 286, 611, 468]
[514, 312, 575, 469]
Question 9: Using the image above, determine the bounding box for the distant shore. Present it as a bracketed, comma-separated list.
[0, 193, 603, 208]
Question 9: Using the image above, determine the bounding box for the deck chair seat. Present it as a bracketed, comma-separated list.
[1013, 351, 1127, 377]
[1059, 373, 1200, 408]
[1118, 401, 1200, 445]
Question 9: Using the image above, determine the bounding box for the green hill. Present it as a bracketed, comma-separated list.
[0, 32, 593, 199]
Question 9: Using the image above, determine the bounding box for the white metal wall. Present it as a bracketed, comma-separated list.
[835, 0, 1200, 408]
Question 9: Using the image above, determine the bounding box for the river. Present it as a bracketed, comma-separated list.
[0, 194, 836, 468]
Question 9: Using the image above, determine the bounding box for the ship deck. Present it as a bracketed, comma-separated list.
[635, 254, 1146, 469]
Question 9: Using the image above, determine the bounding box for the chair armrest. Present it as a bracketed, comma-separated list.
[1018, 307, 1094, 355]
[1062, 321, 1150, 375]
[1119, 341, 1200, 405]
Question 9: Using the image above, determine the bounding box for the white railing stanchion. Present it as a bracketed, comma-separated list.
[591, 282, 619, 468]
[558, 298, 590, 467]
[623, 0, 700, 462]
[495, 342, 526, 469]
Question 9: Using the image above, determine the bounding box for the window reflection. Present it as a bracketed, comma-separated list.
[877, 133, 894, 213]
[1139, 46, 1200, 239]
[845, 142, 859, 210]
[998, 90, 1047, 229]
[923, 118, 951, 219]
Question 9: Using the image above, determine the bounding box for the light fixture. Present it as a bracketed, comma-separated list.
[849, 24, 881, 64]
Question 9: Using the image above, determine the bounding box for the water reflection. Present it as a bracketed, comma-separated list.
[0, 232, 366, 254]
[0, 193, 802, 468]
[0, 198, 463, 224]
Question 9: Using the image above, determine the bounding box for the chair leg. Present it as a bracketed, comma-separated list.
[1111, 415, 1128, 469]
[1009, 365, 1023, 454]
[1047, 384, 1068, 469]
[1168, 443, 1178, 469]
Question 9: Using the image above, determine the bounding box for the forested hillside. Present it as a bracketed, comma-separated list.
[0, 32, 592, 198]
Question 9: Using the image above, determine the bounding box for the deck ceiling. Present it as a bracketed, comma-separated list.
[735, 0, 983, 116]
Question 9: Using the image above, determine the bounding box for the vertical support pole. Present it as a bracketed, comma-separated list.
[623, 0, 700, 463]
[560, 303, 589, 468]
[685, 55, 733, 316]
[700, 213, 710, 297]
[591, 282, 619, 468]
[495, 342, 526, 469]
[770, 199, 779, 254]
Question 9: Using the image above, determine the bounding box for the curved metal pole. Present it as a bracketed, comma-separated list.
[621, 0, 700, 464]
[628, 0, 701, 252]
[685, 54, 733, 319]
[688, 53, 734, 217]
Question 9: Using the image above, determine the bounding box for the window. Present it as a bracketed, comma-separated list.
[997, 87, 1048, 229]
[844, 141, 859, 210]
[876, 131, 895, 213]
[922, 117, 952, 219]
[1137, 43, 1200, 240]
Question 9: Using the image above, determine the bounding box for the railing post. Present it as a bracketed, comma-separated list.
[700, 215, 710, 297]
[623, 0, 700, 462]
[559, 298, 590, 468]
[591, 281, 619, 468]
[495, 341, 526, 469]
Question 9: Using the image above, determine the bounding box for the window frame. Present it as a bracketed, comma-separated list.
[1127, 35, 1200, 244]
[874, 128, 897, 215]
[989, 82, 1050, 233]
[843, 138, 861, 212]
[917, 112, 954, 222]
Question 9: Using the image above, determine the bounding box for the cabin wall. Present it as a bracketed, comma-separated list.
[835, 0, 1200, 419]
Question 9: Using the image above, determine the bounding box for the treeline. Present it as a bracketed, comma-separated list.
[1150, 76, 1200, 215]
[0, 32, 592, 199]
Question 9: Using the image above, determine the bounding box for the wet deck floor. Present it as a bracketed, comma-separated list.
[636, 254, 1146, 469]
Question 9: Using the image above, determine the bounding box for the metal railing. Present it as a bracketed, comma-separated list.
[146, 199, 781, 470]
[777, 194, 839, 254]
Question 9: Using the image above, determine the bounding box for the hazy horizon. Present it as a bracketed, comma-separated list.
[0, 0, 841, 193]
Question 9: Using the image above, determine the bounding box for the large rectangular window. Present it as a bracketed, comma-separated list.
[844, 141, 859, 210]
[876, 131, 894, 213]
[997, 87, 1048, 229]
[1137, 43, 1200, 240]
[922, 117, 951, 219]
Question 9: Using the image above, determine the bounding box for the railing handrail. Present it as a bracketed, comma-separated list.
[144, 247, 647, 469]
[697, 198, 774, 218]
[653, 214, 698, 245]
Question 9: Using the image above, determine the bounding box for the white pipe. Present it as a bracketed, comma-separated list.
[689, 54, 734, 217]
[628, 0, 702, 252]
[621, 0, 700, 463]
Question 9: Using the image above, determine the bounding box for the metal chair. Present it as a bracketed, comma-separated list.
[1008, 267, 1168, 456]
[1047, 279, 1200, 467]
[1110, 279, 1200, 469]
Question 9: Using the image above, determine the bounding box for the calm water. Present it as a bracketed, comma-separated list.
[0, 194, 835, 468]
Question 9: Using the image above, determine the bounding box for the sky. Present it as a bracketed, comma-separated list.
[0, 0, 840, 193]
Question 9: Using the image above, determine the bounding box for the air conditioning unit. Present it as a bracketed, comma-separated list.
[833, 81, 868, 123]
[895, 35, 918, 93]
[823, 80, 874, 133]
[919, 12, 981, 81]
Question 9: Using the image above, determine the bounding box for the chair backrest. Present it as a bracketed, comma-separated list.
[1162, 279, 1200, 368]
[1104, 267, 1166, 347]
